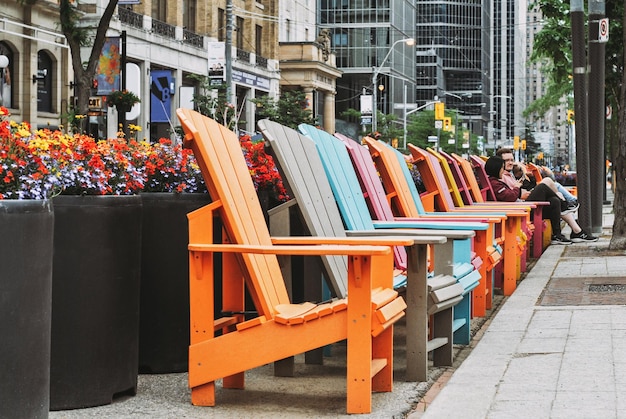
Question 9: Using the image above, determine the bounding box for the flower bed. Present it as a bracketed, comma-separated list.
[1, 106, 290, 200]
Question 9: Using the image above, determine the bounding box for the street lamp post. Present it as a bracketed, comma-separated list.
[372, 37, 414, 134]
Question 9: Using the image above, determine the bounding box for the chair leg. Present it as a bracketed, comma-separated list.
[346, 254, 376, 414]
[371, 326, 393, 392]
[223, 372, 244, 389]
[191, 382, 216, 406]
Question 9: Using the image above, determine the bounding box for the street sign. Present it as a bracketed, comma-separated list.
[598, 18, 609, 43]
[427, 135, 438, 143]
[434, 120, 443, 129]
[360, 116, 372, 125]
[448, 139, 455, 144]
[88, 96, 102, 110]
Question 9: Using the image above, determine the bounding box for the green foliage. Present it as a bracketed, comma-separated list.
[526, 0, 623, 118]
[522, 123, 543, 158]
[251, 90, 316, 129]
[59, 0, 90, 48]
[405, 110, 483, 155]
[188, 75, 237, 129]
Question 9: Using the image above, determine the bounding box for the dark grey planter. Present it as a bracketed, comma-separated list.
[0, 199, 54, 419]
[50, 195, 142, 410]
[138, 192, 210, 373]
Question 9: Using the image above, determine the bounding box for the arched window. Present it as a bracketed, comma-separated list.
[0, 42, 14, 109]
[37, 51, 54, 113]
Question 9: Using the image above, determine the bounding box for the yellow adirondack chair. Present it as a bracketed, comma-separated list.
[176, 108, 438, 414]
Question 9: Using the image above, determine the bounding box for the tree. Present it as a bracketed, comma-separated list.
[188, 75, 237, 129]
[530, 0, 625, 249]
[252, 90, 316, 130]
[613, 2, 626, 248]
[58, 0, 120, 116]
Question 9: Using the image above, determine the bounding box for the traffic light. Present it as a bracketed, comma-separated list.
[443, 117, 451, 131]
[567, 109, 574, 123]
[521, 139, 527, 150]
[513, 135, 520, 150]
[434, 102, 445, 120]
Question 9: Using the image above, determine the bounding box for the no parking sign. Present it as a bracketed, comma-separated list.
[598, 18, 609, 43]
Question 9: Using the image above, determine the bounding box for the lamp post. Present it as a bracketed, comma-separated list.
[372, 37, 414, 134]
[403, 100, 438, 149]
[0, 55, 8, 107]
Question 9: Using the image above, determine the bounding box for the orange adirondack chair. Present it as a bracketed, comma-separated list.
[176, 108, 442, 414]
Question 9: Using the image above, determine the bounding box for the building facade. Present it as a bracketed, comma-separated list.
[415, 0, 487, 138]
[0, 2, 71, 129]
[318, 0, 416, 139]
[278, 0, 341, 133]
[491, 0, 527, 149]
[525, 5, 570, 167]
[1, 0, 284, 138]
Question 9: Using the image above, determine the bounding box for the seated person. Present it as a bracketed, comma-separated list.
[485, 156, 597, 244]
[540, 166, 579, 208]
[511, 163, 537, 191]
[496, 149, 578, 214]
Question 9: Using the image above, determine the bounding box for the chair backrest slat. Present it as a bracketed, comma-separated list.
[258, 119, 349, 297]
[451, 153, 486, 203]
[432, 149, 475, 206]
[177, 109, 290, 316]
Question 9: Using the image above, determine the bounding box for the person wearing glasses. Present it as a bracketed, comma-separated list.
[485, 154, 597, 244]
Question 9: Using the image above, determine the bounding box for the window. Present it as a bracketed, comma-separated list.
[255, 25, 263, 56]
[236, 17, 244, 50]
[36, 51, 53, 113]
[152, 0, 167, 22]
[218, 8, 225, 41]
[183, 0, 196, 31]
[0, 42, 13, 109]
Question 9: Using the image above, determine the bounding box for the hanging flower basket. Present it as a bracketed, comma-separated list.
[106, 90, 140, 112]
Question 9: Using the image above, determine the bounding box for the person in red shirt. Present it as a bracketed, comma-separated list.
[491, 150, 597, 243]
[485, 155, 596, 244]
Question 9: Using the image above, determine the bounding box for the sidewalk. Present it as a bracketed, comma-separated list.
[49, 198, 620, 419]
[413, 197, 625, 418]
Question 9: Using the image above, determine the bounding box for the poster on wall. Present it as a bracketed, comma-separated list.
[207, 42, 225, 87]
[96, 37, 121, 95]
[150, 69, 172, 123]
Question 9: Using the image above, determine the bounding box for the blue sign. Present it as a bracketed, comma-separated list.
[150, 70, 172, 123]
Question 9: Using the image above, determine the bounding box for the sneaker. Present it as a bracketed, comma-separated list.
[551, 234, 573, 245]
[561, 200, 579, 215]
[570, 230, 598, 243]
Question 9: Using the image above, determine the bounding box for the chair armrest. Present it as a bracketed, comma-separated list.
[189, 243, 396, 256]
[371, 219, 489, 231]
[346, 229, 474, 241]
[269, 235, 447, 246]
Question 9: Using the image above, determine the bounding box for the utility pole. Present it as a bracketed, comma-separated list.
[225, 0, 234, 107]
[588, 0, 607, 234]
[571, 0, 591, 233]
